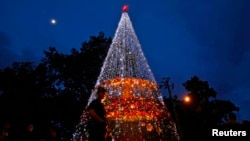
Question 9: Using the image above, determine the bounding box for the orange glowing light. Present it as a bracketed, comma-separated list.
[146, 123, 153, 132]
[96, 77, 169, 122]
[184, 95, 191, 103]
[130, 104, 135, 109]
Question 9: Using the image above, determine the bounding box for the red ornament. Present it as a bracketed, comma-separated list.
[122, 4, 129, 12]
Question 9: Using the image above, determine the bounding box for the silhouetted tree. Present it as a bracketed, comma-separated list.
[42, 32, 111, 101]
[38, 32, 112, 137]
[0, 62, 40, 120]
[174, 75, 240, 140]
[0, 32, 112, 139]
[161, 76, 242, 140]
[183, 75, 216, 107]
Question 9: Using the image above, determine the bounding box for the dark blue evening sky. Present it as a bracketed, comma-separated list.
[1, 0, 250, 121]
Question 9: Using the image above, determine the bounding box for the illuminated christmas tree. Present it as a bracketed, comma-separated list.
[73, 5, 180, 141]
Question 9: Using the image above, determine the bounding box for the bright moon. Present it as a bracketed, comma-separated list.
[50, 19, 57, 25]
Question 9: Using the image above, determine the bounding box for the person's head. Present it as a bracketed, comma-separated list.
[96, 86, 107, 100]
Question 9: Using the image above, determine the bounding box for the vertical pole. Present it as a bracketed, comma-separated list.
[161, 77, 182, 140]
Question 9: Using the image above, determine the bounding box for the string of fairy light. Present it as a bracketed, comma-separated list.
[96, 12, 156, 86]
[73, 9, 180, 141]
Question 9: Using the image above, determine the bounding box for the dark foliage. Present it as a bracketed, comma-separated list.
[163, 75, 242, 141]
[0, 32, 111, 140]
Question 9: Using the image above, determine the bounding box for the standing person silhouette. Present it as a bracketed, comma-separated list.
[87, 86, 108, 141]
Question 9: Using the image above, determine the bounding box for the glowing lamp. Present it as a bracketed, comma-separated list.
[184, 95, 190, 103]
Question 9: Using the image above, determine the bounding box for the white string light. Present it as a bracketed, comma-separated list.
[73, 11, 180, 141]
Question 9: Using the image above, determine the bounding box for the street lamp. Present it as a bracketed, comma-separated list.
[184, 95, 191, 103]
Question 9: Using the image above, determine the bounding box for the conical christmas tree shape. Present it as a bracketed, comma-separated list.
[74, 5, 180, 141]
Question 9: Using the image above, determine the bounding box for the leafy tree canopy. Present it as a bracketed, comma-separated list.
[0, 32, 111, 139]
